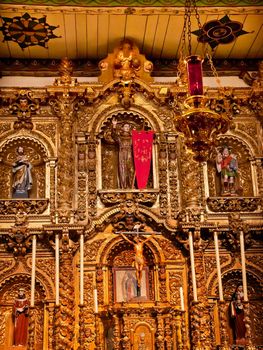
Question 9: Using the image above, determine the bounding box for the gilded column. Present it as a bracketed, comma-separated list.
[28, 306, 36, 350]
[55, 229, 75, 349]
[189, 229, 212, 350]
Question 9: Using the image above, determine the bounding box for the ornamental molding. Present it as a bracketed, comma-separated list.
[98, 190, 158, 206]
[0, 199, 49, 215]
[1, 4, 263, 15]
[207, 196, 261, 212]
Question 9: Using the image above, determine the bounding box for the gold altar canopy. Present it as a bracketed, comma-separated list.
[0, 3, 263, 349]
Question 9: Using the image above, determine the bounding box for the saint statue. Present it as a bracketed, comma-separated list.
[230, 285, 246, 345]
[112, 119, 135, 189]
[216, 145, 238, 196]
[12, 146, 33, 198]
[13, 288, 29, 346]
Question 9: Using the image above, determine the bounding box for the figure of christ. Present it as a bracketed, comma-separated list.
[120, 232, 155, 288]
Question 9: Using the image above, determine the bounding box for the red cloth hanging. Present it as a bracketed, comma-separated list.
[132, 130, 154, 189]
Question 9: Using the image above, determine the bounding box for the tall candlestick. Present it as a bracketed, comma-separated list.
[214, 231, 224, 301]
[189, 231, 198, 302]
[94, 288, 98, 313]
[55, 233, 60, 306]
[179, 286, 185, 311]
[240, 230, 248, 301]
[79, 233, 84, 305]
[30, 235, 37, 307]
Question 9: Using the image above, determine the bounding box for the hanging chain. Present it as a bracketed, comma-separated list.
[206, 52, 225, 94]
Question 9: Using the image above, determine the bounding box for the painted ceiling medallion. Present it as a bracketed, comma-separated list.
[0, 12, 60, 49]
[192, 15, 249, 49]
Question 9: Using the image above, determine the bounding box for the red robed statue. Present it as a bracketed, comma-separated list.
[13, 288, 29, 346]
[132, 130, 154, 189]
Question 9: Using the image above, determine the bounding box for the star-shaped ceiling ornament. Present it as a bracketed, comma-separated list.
[0, 12, 60, 49]
[192, 15, 250, 49]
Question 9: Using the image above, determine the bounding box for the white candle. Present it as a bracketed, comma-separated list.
[55, 233, 60, 306]
[179, 286, 185, 311]
[79, 233, 84, 305]
[189, 231, 198, 302]
[94, 288, 98, 313]
[214, 231, 224, 301]
[30, 235, 37, 307]
[240, 230, 248, 301]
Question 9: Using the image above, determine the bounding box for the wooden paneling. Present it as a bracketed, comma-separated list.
[0, 7, 262, 61]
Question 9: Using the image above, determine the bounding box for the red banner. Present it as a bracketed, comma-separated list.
[132, 130, 154, 189]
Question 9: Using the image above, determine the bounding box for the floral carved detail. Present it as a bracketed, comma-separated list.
[0, 199, 49, 215]
[158, 134, 168, 216]
[168, 140, 179, 218]
[98, 190, 158, 206]
[204, 255, 229, 280]
[87, 136, 97, 217]
[0, 123, 11, 135]
[169, 272, 181, 306]
[84, 239, 105, 261]
[0, 260, 14, 274]
[155, 238, 181, 261]
[3, 211, 32, 256]
[77, 142, 87, 221]
[207, 197, 260, 212]
[113, 249, 134, 266]
[36, 258, 55, 283]
[9, 90, 39, 130]
[35, 123, 57, 145]
[246, 255, 263, 272]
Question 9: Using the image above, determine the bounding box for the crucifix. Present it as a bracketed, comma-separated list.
[118, 224, 160, 295]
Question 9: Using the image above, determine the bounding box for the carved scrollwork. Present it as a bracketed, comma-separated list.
[0, 199, 49, 215]
[207, 197, 261, 212]
[98, 190, 158, 206]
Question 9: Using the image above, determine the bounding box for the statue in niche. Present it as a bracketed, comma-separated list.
[13, 288, 29, 346]
[216, 145, 238, 196]
[113, 39, 141, 82]
[230, 285, 246, 345]
[12, 146, 33, 198]
[112, 118, 135, 189]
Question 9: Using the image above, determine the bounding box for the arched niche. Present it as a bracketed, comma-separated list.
[98, 111, 155, 190]
[0, 137, 48, 199]
[209, 269, 263, 346]
[0, 274, 46, 349]
[131, 322, 155, 350]
[106, 238, 156, 304]
[207, 136, 254, 197]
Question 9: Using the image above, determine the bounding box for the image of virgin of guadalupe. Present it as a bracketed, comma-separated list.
[12, 146, 33, 198]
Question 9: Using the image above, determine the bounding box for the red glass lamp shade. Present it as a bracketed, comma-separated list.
[185, 55, 204, 96]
